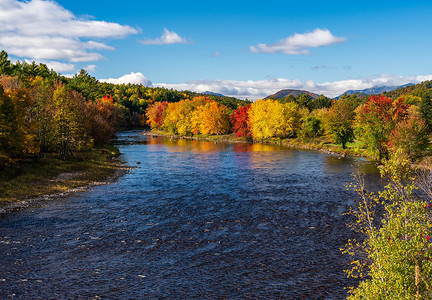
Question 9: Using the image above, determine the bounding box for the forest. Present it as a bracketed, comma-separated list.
[2, 48, 432, 298]
[2, 47, 432, 167]
[0, 50, 249, 167]
[147, 81, 432, 162]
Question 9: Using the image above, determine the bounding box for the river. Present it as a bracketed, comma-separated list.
[0, 130, 382, 299]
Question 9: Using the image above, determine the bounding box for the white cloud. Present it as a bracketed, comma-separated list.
[140, 28, 190, 45]
[250, 28, 346, 55]
[85, 64, 97, 73]
[154, 74, 432, 99]
[0, 0, 138, 72]
[44, 61, 75, 73]
[22, 59, 75, 73]
[100, 72, 152, 86]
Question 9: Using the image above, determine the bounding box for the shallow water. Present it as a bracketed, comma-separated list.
[0, 131, 382, 299]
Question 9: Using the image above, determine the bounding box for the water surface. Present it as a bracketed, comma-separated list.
[0, 131, 381, 299]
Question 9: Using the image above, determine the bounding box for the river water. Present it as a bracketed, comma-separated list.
[0, 130, 382, 299]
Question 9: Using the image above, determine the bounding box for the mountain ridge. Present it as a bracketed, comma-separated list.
[336, 83, 414, 99]
[264, 89, 320, 100]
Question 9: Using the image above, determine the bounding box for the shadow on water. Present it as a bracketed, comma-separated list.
[0, 130, 383, 299]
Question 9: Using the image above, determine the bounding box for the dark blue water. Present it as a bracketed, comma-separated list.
[0, 131, 381, 299]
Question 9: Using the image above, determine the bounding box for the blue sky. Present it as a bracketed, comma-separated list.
[1, 0, 432, 98]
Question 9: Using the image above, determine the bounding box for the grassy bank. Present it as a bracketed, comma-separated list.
[0, 145, 128, 203]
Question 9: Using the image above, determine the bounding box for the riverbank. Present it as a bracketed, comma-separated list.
[0, 145, 131, 213]
[142, 130, 369, 158]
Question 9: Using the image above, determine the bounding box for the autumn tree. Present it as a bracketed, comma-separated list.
[146, 102, 168, 129]
[0, 85, 39, 166]
[52, 84, 92, 159]
[274, 102, 301, 138]
[191, 101, 231, 135]
[355, 95, 409, 159]
[323, 98, 355, 149]
[163, 100, 195, 135]
[389, 106, 429, 160]
[248, 99, 278, 140]
[231, 104, 252, 138]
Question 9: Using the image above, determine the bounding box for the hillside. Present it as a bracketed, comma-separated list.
[337, 83, 414, 98]
[264, 89, 319, 100]
[203, 91, 225, 97]
[384, 80, 432, 98]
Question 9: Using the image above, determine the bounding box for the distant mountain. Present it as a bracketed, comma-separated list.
[264, 89, 319, 100]
[337, 83, 414, 99]
[203, 91, 224, 97]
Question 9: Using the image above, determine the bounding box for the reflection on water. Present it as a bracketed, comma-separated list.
[0, 130, 382, 299]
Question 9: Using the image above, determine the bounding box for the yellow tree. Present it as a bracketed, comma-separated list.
[52, 84, 91, 159]
[163, 100, 195, 135]
[274, 102, 301, 138]
[0, 84, 39, 166]
[175, 100, 195, 136]
[191, 101, 230, 135]
[248, 99, 274, 140]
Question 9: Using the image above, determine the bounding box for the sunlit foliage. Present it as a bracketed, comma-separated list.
[355, 95, 409, 159]
[344, 153, 432, 299]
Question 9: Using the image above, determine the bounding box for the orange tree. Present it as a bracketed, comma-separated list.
[191, 101, 231, 135]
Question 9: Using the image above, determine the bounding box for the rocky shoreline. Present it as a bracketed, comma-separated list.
[0, 162, 132, 215]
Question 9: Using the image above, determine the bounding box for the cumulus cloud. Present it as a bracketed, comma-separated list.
[140, 28, 190, 45]
[85, 64, 97, 73]
[0, 0, 138, 72]
[154, 74, 432, 99]
[43, 61, 75, 73]
[100, 72, 152, 86]
[250, 28, 346, 55]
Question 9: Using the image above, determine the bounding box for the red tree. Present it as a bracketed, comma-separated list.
[231, 104, 252, 138]
[146, 102, 168, 129]
[355, 95, 409, 159]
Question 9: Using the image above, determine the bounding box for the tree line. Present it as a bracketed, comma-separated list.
[0, 50, 249, 167]
[2, 46, 432, 165]
[146, 86, 432, 161]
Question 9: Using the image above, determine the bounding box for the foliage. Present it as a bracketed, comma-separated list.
[300, 115, 324, 139]
[275, 102, 301, 138]
[344, 152, 432, 299]
[324, 98, 355, 148]
[0, 85, 38, 166]
[248, 99, 279, 140]
[248, 99, 300, 140]
[231, 104, 252, 138]
[389, 106, 429, 160]
[163, 100, 196, 135]
[419, 91, 432, 131]
[146, 102, 168, 130]
[191, 101, 231, 135]
[355, 95, 409, 159]
[52, 84, 92, 159]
